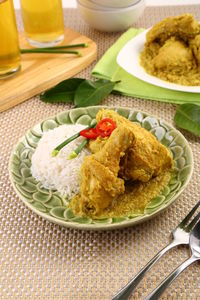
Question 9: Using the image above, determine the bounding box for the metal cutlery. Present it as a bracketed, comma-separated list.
[112, 200, 200, 300]
[145, 216, 200, 299]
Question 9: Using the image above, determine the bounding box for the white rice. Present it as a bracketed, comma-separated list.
[31, 124, 90, 197]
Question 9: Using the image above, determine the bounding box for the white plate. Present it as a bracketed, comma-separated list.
[117, 29, 200, 93]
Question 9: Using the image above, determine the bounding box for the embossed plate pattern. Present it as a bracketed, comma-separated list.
[9, 106, 193, 230]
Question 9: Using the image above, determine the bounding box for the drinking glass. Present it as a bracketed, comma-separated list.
[20, 0, 64, 47]
[0, 0, 21, 79]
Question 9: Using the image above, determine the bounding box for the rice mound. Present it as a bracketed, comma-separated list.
[31, 124, 90, 198]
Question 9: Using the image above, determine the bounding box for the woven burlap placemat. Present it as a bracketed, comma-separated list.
[0, 6, 200, 300]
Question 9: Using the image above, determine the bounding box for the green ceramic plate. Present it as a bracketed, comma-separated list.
[9, 106, 193, 230]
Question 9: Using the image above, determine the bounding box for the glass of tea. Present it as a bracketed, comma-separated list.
[20, 0, 64, 48]
[0, 0, 21, 79]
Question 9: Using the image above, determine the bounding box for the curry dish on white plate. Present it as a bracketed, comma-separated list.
[140, 14, 200, 86]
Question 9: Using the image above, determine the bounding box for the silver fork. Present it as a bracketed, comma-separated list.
[145, 217, 200, 300]
[112, 200, 200, 300]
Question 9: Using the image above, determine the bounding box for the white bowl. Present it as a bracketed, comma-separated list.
[90, 0, 141, 8]
[77, 0, 145, 32]
[80, 0, 141, 9]
[78, 0, 110, 10]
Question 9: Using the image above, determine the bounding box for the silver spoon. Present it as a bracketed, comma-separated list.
[145, 219, 200, 300]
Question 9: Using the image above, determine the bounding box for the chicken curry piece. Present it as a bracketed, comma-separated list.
[78, 125, 134, 215]
[140, 14, 200, 86]
[71, 109, 173, 217]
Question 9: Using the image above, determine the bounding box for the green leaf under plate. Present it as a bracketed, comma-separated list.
[174, 103, 200, 136]
[74, 79, 116, 107]
[40, 78, 84, 103]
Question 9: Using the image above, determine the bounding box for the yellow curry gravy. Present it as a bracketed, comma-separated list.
[70, 170, 172, 218]
[140, 14, 200, 86]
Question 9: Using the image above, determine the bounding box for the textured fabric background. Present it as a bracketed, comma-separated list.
[0, 6, 200, 300]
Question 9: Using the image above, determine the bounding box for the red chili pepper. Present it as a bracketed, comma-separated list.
[80, 128, 99, 139]
[96, 118, 116, 138]
[79, 118, 116, 140]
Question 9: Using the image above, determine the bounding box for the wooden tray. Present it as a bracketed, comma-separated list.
[0, 28, 97, 112]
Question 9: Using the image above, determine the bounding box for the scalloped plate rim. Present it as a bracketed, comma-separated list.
[8, 106, 194, 230]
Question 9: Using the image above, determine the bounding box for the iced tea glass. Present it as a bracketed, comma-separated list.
[20, 0, 64, 47]
[0, 0, 21, 79]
